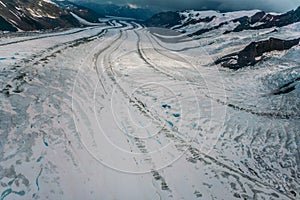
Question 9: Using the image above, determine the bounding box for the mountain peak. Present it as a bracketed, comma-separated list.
[0, 0, 102, 31]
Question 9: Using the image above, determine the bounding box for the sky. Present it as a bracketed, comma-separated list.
[76, 0, 300, 12]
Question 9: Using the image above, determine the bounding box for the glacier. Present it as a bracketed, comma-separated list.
[0, 9, 300, 200]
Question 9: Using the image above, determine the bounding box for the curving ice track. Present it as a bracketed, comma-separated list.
[0, 21, 299, 199]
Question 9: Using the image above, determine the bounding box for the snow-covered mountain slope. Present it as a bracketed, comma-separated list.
[145, 6, 300, 36]
[177, 7, 300, 35]
[0, 7, 300, 200]
[175, 10, 261, 33]
[53, 0, 104, 23]
[0, 0, 102, 31]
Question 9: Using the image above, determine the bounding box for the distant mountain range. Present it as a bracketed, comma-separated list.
[74, 1, 158, 21]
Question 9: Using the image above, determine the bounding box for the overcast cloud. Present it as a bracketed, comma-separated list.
[76, 0, 300, 12]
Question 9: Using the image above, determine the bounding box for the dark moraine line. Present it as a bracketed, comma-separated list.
[0, 28, 109, 96]
[207, 95, 300, 120]
[187, 146, 295, 200]
[148, 32, 202, 53]
[0, 27, 98, 47]
[272, 77, 300, 95]
[0, 20, 128, 47]
[135, 30, 177, 80]
[92, 21, 136, 94]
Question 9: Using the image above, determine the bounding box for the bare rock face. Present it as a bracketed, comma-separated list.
[144, 11, 183, 28]
[53, 0, 103, 23]
[0, 0, 80, 31]
[0, 0, 102, 31]
[215, 37, 300, 69]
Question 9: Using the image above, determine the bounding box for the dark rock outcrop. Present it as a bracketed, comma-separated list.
[215, 37, 300, 69]
[144, 11, 183, 28]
